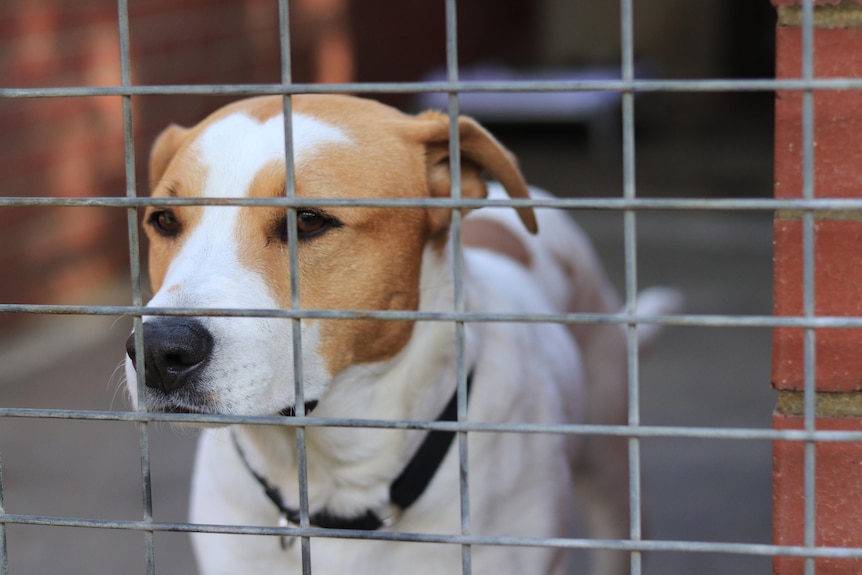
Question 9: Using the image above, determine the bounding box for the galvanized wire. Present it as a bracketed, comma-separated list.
[5, 304, 862, 330]
[0, 0, 853, 571]
[3, 77, 862, 99]
[1, 510, 862, 560]
[800, 1, 818, 573]
[442, 0, 474, 573]
[618, 1, 643, 573]
[0, 451, 7, 575]
[116, 0, 156, 571]
[4, 406, 862, 443]
[276, 0, 313, 570]
[4, 195, 862, 212]
[2, 510, 862, 561]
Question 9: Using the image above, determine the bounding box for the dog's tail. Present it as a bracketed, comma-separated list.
[630, 286, 684, 353]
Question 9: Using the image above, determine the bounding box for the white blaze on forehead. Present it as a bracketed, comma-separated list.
[196, 111, 350, 198]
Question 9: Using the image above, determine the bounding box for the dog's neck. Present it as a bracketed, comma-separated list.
[231, 238, 479, 520]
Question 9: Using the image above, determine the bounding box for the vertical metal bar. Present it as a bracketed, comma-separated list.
[444, 0, 471, 573]
[619, 1, 642, 574]
[117, 0, 155, 573]
[800, 0, 817, 574]
[0, 451, 8, 575]
[277, 1, 312, 573]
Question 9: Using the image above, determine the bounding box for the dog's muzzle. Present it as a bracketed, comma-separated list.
[126, 318, 214, 394]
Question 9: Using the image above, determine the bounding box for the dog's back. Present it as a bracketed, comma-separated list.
[464, 185, 681, 575]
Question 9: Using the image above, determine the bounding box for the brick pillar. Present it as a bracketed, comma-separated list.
[772, 1, 862, 574]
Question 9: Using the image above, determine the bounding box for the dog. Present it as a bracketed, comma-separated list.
[124, 94, 680, 575]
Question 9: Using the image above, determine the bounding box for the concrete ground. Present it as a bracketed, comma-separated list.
[0, 100, 776, 574]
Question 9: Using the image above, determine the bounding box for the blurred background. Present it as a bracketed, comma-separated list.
[0, 1, 777, 573]
[0, 0, 774, 324]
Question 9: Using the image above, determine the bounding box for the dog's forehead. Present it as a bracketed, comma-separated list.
[192, 109, 351, 197]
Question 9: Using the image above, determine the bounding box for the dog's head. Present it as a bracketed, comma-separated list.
[124, 94, 536, 417]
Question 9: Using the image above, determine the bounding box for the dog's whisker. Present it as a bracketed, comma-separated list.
[107, 360, 129, 411]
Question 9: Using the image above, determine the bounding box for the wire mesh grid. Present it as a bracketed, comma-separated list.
[0, 0, 855, 573]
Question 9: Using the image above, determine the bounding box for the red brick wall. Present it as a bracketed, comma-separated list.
[0, 0, 533, 332]
[0, 0, 285, 330]
[0, 2, 127, 316]
[772, 1, 862, 573]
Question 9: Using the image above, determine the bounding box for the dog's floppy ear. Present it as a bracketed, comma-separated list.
[149, 124, 190, 192]
[413, 110, 538, 235]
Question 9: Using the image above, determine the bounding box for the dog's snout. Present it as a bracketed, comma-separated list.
[126, 319, 214, 393]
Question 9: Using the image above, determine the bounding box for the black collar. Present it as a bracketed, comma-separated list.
[232, 371, 474, 542]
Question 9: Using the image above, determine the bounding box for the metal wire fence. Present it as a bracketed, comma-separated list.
[0, 0, 851, 574]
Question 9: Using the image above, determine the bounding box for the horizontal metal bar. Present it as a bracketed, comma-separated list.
[1, 305, 860, 330]
[3, 195, 862, 212]
[2, 78, 862, 100]
[1, 512, 860, 560]
[0, 406, 856, 443]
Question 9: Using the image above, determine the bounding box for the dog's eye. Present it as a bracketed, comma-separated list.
[148, 210, 181, 237]
[276, 210, 339, 243]
[297, 211, 328, 236]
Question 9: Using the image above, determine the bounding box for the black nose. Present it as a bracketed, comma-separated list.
[126, 319, 214, 393]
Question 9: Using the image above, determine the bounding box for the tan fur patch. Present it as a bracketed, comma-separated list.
[230, 99, 433, 374]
